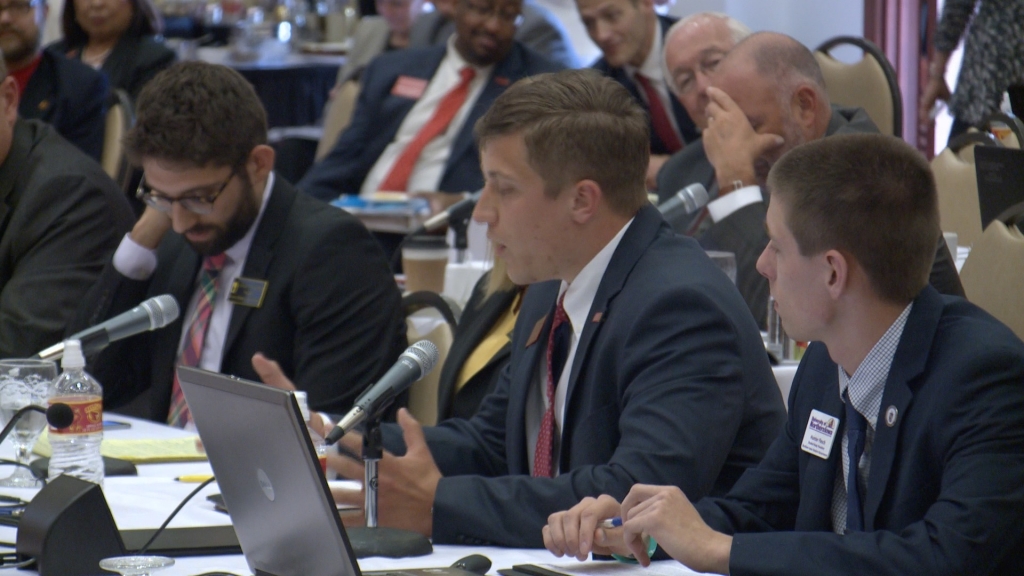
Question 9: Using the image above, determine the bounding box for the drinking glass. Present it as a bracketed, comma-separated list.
[705, 250, 737, 284]
[99, 556, 174, 575]
[0, 359, 57, 488]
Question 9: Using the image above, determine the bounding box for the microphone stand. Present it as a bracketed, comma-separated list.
[447, 199, 475, 264]
[345, 416, 432, 558]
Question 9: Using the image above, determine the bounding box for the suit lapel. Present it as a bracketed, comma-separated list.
[863, 287, 943, 529]
[222, 178, 297, 356]
[799, 374, 845, 531]
[562, 205, 664, 414]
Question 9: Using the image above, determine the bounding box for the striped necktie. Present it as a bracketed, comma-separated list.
[168, 253, 227, 428]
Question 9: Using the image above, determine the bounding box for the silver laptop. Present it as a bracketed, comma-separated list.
[177, 366, 360, 576]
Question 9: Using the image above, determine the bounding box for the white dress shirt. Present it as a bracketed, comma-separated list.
[360, 38, 494, 197]
[707, 184, 763, 223]
[525, 217, 635, 475]
[111, 172, 275, 374]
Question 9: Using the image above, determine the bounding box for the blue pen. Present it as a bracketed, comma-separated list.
[600, 517, 623, 528]
[599, 517, 658, 563]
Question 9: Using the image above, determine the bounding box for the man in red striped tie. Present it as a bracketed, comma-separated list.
[298, 0, 562, 203]
[263, 69, 785, 548]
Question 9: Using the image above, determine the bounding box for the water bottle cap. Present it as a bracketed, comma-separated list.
[61, 339, 85, 369]
[293, 391, 311, 421]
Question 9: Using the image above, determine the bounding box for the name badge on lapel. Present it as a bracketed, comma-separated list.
[801, 409, 839, 459]
[391, 76, 428, 100]
[228, 277, 268, 308]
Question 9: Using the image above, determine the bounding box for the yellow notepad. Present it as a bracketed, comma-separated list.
[33, 433, 207, 464]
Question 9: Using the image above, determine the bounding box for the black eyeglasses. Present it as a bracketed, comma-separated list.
[136, 169, 236, 215]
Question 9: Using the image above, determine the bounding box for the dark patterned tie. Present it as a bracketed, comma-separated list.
[533, 294, 569, 478]
[844, 390, 867, 531]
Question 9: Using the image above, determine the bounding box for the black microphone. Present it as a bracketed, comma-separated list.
[36, 295, 180, 361]
[422, 190, 482, 232]
[325, 340, 440, 444]
[658, 183, 710, 219]
[0, 404, 75, 447]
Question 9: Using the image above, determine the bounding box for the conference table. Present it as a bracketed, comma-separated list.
[0, 416, 713, 576]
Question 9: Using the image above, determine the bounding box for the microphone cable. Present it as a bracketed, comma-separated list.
[137, 476, 217, 554]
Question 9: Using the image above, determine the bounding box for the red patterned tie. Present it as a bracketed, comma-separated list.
[168, 253, 227, 428]
[534, 294, 569, 478]
[379, 67, 476, 192]
[634, 73, 684, 153]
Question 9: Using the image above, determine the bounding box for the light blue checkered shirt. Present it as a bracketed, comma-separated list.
[830, 303, 913, 534]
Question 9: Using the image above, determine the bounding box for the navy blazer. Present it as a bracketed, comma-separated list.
[19, 48, 108, 161]
[385, 204, 786, 547]
[72, 177, 407, 419]
[696, 286, 1024, 575]
[591, 15, 698, 155]
[299, 43, 562, 201]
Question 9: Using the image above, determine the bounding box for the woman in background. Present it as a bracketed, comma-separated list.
[436, 257, 523, 421]
[52, 0, 175, 99]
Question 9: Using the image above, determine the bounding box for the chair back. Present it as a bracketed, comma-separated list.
[101, 89, 135, 193]
[814, 36, 902, 137]
[959, 219, 1024, 340]
[931, 132, 1000, 248]
[982, 112, 1024, 149]
[402, 291, 460, 426]
[315, 80, 360, 160]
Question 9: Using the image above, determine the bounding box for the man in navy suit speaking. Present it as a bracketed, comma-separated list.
[543, 133, 1024, 576]
[298, 0, 561, 201]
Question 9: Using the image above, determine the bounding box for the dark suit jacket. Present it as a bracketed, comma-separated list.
[72, 177, 407, 419]
[19, 48, 108, 161]
[695, 286, 1024, 575]
[591, 15, 698, 155]
[654, 106, 969, 328]
[408, 0, 580, 69]
[0, 119, 134, 358]
[51, 35, 176, 100]
[299, 42, 562, 201]
[385, 204, 787, 547]
[436, 275, 521, 421]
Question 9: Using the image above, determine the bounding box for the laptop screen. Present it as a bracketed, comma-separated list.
[177, 366, 361, 576]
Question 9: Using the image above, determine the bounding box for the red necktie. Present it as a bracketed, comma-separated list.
[168, 253, 227, 428]
[634, 73, 684, 153]
[379, 67, 476, 192]
[534, 294, 569, 478]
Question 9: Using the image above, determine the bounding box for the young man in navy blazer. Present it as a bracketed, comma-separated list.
[259, 69, 785, 546]
[543, 133, 1024, 576]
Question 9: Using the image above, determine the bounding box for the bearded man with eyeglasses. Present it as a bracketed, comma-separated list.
[71, 61, 407, 427]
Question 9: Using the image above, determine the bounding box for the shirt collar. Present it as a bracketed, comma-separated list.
[223, 172, 274, 265]
[838, 302, 913, 429]
[557, 218, 635, 339]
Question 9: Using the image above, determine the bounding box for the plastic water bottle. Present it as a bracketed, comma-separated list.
[293, 391, 328, 474]
[47, 340, 104, 484]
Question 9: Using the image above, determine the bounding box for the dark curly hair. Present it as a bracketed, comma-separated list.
[124, 61, 268, 169]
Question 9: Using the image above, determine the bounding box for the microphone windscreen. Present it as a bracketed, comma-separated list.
[145, 294, 180, 328]
[46, 403, 75, 429]
[406, 340, 440, 375]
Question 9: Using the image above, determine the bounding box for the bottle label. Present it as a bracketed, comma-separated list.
[50, 396, 103, 435]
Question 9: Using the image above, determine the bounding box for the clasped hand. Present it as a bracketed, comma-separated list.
[543, 485, 733, 575]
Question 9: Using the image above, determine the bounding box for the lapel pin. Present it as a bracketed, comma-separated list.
[885, 406, 898, 427]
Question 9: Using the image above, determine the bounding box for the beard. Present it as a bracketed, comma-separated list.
[185, 174, 260, 256]
[0, 25, 40, 67]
